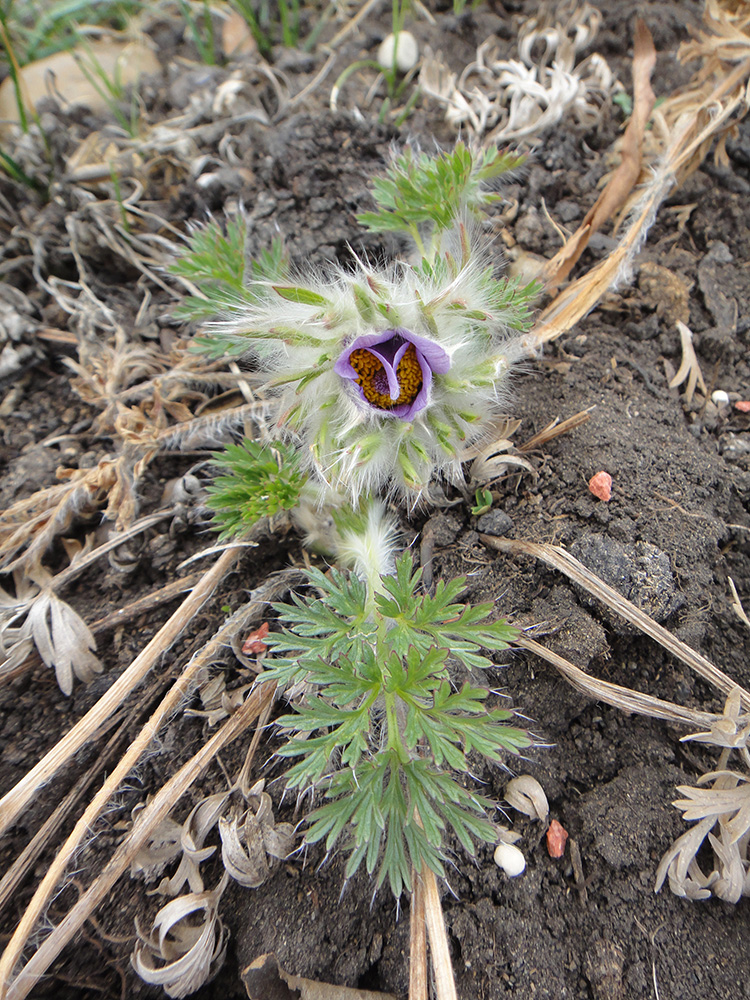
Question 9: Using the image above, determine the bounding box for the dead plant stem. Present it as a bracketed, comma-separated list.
[421, 864, 457, 1000]
[0, 544, 240, 840]
[409, 869, 427, 1000]
[482, 536, 750, 710]
[517, 636, 720, 728]
[3, 683, 275, 1000]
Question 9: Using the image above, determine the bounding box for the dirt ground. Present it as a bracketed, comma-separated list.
[1, 1, 749, 999]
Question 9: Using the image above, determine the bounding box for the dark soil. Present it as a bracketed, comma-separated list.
[1, 2, 749, 999]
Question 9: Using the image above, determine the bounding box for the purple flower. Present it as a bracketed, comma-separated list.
[334, 328, 451, 421]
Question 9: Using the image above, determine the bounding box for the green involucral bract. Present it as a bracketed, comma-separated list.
[206, 439, 306, 538]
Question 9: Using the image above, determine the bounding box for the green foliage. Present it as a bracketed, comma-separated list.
[471, 487, 493, 516]
[206, 439, 305, 538]
[0, 0, 144, 65]
[178, 0, 216, 65]
[612, 91, 633, 116]
[264, 553, 530, 897]
[71, 35, 141, 136]
[0, 147, 43, 191]
[452, 0, 483, 12]
[357, 141, 525, 248]
[171, 217, 288, 326]
[228, 0, 301, 60]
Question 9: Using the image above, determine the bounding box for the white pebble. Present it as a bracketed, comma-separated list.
[711, 390, 730, 408]
[377, 31, 419, 73]
[494, 842, 526, 877]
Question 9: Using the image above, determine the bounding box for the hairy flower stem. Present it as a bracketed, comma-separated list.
[384, 693, 410, 766]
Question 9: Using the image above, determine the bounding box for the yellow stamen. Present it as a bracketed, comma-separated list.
[349, 344, 423, 410]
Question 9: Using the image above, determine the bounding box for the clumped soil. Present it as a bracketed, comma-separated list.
[1, 2, 749, 999]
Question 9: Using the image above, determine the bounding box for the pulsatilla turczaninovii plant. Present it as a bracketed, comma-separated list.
[262, 553, 532, 898]
[173, 141, 537, 900]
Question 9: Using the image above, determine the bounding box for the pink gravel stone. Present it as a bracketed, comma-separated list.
[588, 471, 612, 502]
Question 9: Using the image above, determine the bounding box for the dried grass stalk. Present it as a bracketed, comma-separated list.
[0, 544, 241, 841]
[421, 863, 457, 1000]
[530, 6, 750, 347]
[482, 535, 750, 710]
[517, 406, 595, 452]
[0, 712, 127, 918]
[517, 636, 721, 730]
[541, 19, 656, 290]
[3, 683, 275, 1000]
[0, 568, 298, 994]
[409, 869, 427, 1000]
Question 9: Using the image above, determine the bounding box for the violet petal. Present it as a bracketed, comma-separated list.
[334, 327, 451, 418]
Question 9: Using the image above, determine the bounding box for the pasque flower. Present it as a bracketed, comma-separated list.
[334, 328, 451, 421]
[201, 224, 535, 503]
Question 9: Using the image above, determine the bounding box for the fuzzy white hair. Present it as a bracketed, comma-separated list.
[207, 223, 534, 505]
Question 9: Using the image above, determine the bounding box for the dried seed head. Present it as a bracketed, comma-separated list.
[505, 775, 549, 822]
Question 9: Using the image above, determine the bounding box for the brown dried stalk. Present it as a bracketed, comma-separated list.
[541, 19, 656, 290]
[0, 713, 126, 919]
[0, 568, 297, 995]
[517, 636, 721, 730]
[409, 870, 427, 1000]
[3, 682, 275, 1000]
[421, 864, 457, 1000]
[481, 535, 750, 711]
[517, 406, 595, 452]
[530, 8, 750, 347]
[0, 544, 240, 840]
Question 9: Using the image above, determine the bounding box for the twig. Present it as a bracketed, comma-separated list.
[409, 869, 428, 1000]
[0, 667, 174, 918]
[481, 535, 750, 710]
[288, 51, 337, 107]
[4, 683, 275, 1000]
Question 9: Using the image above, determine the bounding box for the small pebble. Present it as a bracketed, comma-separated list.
[377, 31, 419, 73]
[711, 390, 730, 407]
[546, 819, 569, 858]
[735, 401, 750, 413]
[588, 471, 612, 502]
[494, 842, 526, 877]
[476, 510, 514, 536]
